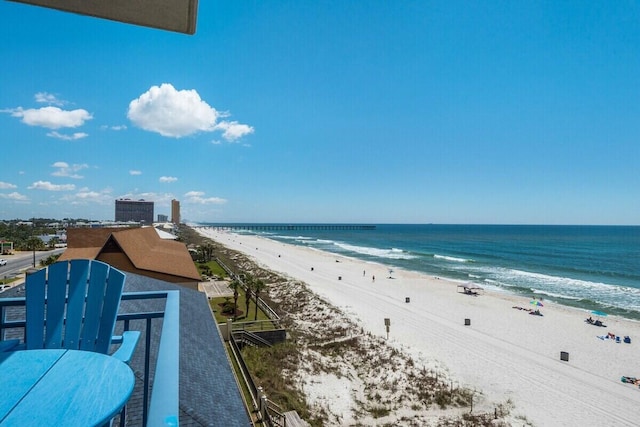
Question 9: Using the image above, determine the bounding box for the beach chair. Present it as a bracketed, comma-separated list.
[0, 259, 139, 362]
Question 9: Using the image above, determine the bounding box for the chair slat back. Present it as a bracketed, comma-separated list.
[95, 267, 126, 354]
[25, 259, 126, 354]
[25, 268, 46, 349]
[80, 261, 109, 351]
[65, 259, 91, 349]
[43, 261, 71, 349]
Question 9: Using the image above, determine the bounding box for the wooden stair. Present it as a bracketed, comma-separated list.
[283, 410, 310, 427]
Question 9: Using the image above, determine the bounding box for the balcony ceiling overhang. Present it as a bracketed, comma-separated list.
[8, 0, 198, 34]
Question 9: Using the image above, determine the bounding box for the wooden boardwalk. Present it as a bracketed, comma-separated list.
[283, 411, 310, 427]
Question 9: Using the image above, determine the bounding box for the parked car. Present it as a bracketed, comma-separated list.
[0, 259, 6, 266]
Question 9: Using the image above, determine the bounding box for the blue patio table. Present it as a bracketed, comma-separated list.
[0, 349, 135, 426]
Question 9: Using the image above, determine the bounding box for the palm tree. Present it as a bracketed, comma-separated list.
[243, 274, 253, 320]
[197, 246, 206, 262]
[228, 279, 240, 320]
[203, 243, 214, 261]
[253, 279, 266, 321]
[26, 236, 44, 268]
[47, 236, 60, 249]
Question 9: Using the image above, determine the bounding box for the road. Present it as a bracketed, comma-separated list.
[0, 249, 65, 281]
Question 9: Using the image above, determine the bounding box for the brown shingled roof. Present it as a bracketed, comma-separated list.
[58, 247, 103, 260]
[59, 227, 201, 282]
[65, 227, 115, 248]
[58, 228, 119, 262]
[111, 227, 201, 280]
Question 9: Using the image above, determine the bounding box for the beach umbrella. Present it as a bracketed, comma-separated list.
[591, 310, 607, 317]
[530, 300, 543, 307]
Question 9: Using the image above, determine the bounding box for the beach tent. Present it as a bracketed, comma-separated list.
[457, 283, 483, 295]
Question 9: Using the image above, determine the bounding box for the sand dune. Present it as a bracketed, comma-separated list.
[198, 227, 640, 426]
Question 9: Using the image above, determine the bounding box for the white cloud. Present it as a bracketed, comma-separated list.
[8, 106, 92, 129]
[0, 192, 28, 201]
[47, 131, 89, 140]
[60, 187, 113, 205]
[214, 121, 255, 142]
[35, 92, 65, 106]
[127, 83, 254, 141]
[75, 190, 101, 199]
[184, 190, 227, 205]
[129, 170, 142, 175]
[51, 162, 88, 179]
[28, 181, 76, 191]
[100, 124, 127, 131]
[0, 181, 17, 189]
[128, 83, 219, 138]
[159, 176, 178, 183]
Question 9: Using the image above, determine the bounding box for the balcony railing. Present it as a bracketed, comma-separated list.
[0, 290, 180, 427]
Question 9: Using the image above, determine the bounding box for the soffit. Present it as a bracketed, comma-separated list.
[8, 0, 198, 34]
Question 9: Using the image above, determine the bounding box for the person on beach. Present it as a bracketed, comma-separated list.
[372, 275, 375, 282]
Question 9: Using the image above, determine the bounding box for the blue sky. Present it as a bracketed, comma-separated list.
[1, 2, 638, 225]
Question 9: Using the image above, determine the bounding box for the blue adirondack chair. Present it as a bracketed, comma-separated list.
[0, 259, 139, 362]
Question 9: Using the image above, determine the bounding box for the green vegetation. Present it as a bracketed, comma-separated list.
[241, 342, 320, 426]
[208, 289, 273, 325]
[0, 218, 63, 251]
[196, 260, 227, 279]
[0, 277, 19, 286]
[39, 254, 61, 267]
[225, 343, 258, 424]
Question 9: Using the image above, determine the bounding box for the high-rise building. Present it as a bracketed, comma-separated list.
[157, 214, 168, 222]
[171, 199, 181, 224]
[115, 199, 154, 223]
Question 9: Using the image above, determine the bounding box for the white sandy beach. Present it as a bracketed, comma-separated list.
[198, 227, 640, 426]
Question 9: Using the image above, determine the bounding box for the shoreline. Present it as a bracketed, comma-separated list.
[199, 227, 640, 426]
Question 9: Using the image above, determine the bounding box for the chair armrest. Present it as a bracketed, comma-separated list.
[111, 331, 141, 363]
[0, 339, 20, 352]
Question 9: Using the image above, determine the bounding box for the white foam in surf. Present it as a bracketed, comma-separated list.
[465, 266, 640, 311]
[433, 254, 472, 263]
[333, 242, 416, 260]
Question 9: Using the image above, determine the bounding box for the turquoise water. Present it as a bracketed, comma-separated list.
[202, 224, 640, 320]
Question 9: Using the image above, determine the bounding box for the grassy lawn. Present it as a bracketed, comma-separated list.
[196, 259, 227, 279]
[0, 277, 19, 286]
[209, 288, 273, 326]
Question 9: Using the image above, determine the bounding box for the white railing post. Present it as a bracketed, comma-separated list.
[261, 394, 268, 421]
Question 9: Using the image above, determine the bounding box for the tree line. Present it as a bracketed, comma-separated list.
[0, 219, 63, 252]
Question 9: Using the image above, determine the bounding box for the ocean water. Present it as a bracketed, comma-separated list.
[203, 224, 640, 320]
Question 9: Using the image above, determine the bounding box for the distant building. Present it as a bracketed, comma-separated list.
[115, 199, 154, 224]
[171, 199, 181, 224]
[157, 214, 168, 222]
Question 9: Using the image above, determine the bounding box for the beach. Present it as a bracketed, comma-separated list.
[198, 227, 640, 426]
